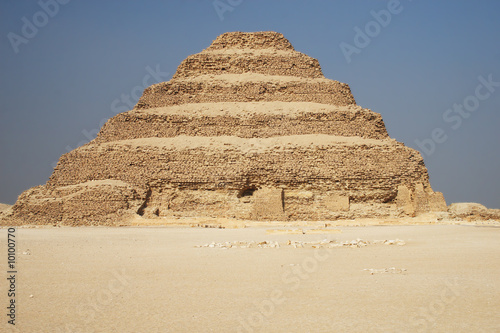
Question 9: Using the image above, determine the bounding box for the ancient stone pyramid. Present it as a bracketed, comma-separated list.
[5, 31, 447, 225]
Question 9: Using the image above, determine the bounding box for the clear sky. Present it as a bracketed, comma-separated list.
[1, 0, 499, 208]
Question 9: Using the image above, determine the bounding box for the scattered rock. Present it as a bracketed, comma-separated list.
[446, 203, 500, 222]
[449, 203, 487, 217]
[195, 239, 406, 249]
[363, 267, 407, 275]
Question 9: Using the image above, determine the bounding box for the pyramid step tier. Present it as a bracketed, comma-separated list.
[96, 102, 388, 143]
[49, 135, 429, 203]
[135, 74, 355, 109]
[206, 32, 294, 50]
[173, 50, 324, 79]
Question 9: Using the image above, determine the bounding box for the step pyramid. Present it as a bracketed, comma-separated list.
[4, 31, 447, 225]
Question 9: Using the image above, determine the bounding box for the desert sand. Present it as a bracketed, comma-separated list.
[1, 223, 499, 332]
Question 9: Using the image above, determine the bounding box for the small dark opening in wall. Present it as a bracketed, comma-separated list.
[137, 188, 152, 216]
[238, 187, 256, 198]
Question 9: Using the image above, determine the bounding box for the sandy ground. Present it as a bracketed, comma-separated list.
[1, 224, 499, 333]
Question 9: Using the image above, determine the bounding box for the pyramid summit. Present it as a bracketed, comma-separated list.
[3, 31, 447, 225]
[135, 31, 355, 109]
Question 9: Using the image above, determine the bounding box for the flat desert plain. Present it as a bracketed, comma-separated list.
[1, 224, 499, 332]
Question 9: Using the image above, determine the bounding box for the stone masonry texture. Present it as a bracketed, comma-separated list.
[2, 32, 446, 225]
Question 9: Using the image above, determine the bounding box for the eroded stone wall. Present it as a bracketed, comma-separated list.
[8, 181, 145, 225]
[172, 52, 324, 79]
[95, 104, 388, 143]
[206, 32, 294, 50]
[135, 77, 356, 110]
[48, 136, 429, 202]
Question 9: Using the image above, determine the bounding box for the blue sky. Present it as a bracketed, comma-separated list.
[1, 0, 499, 208]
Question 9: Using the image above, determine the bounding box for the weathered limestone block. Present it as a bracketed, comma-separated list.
[412, 183, 430, 215]
[8, 181, 144, 225]
[448, 203, 488, 218]
[250, 188, 285, 220]
[143, 188, 240, 219]
[395, 184, 447, 217]
[9, 185, 63, 225]
[428, 192, 447, 212]
[396, 185, 415, 216]
[284, 190, 313, 199]
[323, 194, 350, 212]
